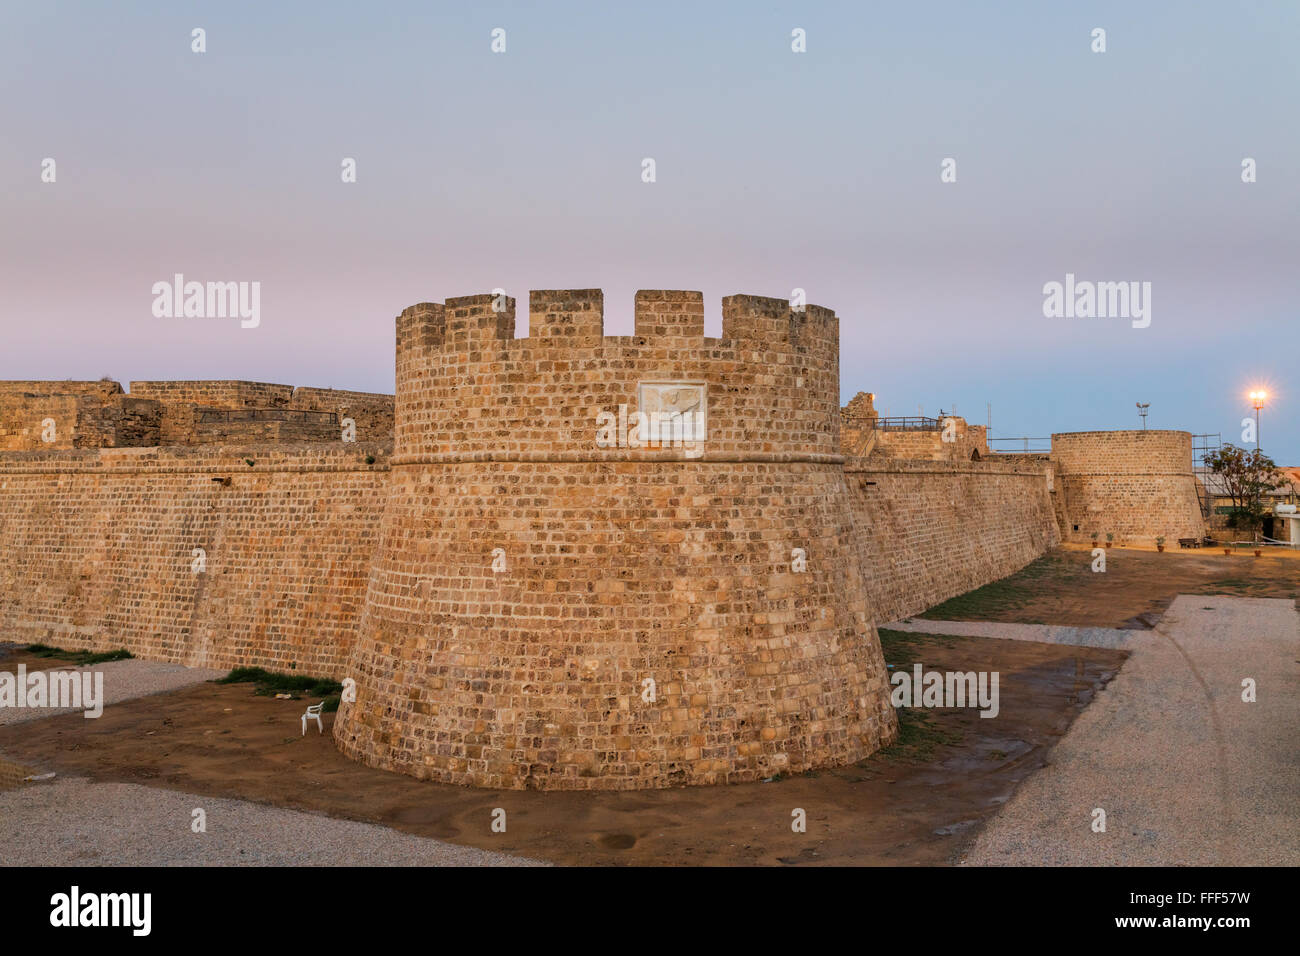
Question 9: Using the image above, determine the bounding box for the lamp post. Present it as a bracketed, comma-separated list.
[1136, 402, 1149, 429]
[1249, 390, 1267, 452]
[1248, 390, 1268, 545]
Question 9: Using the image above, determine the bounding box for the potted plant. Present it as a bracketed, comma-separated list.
[1090, 531, 1099, 548]
[1223, 546, 1232, 555]
[1105, 532, 1114, 549]
[1156, 536, 1165, 553]
[1254, 546, 1262, 557]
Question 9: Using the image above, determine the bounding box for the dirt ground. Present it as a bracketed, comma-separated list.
[8, 545, 1276, 865]
[919, 545, 1299, 629]
[0, 632, 1123, 866]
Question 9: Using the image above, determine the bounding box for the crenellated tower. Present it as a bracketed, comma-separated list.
[332, 289, 896, 789]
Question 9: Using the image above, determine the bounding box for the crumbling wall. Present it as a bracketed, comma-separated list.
[0, 387, 161, 450]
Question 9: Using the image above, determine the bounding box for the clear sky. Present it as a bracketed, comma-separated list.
[3, 2, 1297, 459]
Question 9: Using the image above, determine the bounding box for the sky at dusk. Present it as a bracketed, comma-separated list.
[3, 1, 1297, 459]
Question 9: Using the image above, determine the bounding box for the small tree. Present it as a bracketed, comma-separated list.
[1204, 443, 1284, 537]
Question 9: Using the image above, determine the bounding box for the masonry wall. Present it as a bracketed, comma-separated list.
[0, 394, 82, 449]
[0, 381, 125, 400]
[0, 443, 390, 676]
[129, 380, 295, 409]
[0, 391, 162, 450]
[126, 381, 395, 445]
[129, 381, 291, 445]
[1052, 430, 1205, 544]
[334, 290, 897, 791]
[190, 415, 340, 445]
[873, 421, 988, 462]
[289, 387, 394, 443]
[846, 458, 1060, 624]
[840, 392, 878, 455]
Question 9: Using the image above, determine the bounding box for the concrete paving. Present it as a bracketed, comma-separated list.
[963, 595, 1300, 865]
[886, 618, 1137, 649]
[0, 776, 545, 866]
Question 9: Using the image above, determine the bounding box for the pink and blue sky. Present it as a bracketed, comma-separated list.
[3, 1, 1297, 458]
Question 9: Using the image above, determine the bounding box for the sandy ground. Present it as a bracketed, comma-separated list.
[964, 594, 1300, 865]
[0, 776, 544, 866]
[0, 634, 1123, 866]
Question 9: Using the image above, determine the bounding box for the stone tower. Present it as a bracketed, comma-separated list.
[332, 290, 896, 789]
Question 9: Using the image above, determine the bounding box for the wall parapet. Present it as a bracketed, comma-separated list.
[392, 289, 843, 462]
[844, 459, 1048, 477]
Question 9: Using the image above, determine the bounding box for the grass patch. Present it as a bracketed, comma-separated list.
[886, 707, 963, 761]
[917, 551, 1086, 622]
[877, 628, 957, 670]
[875, 629, 965, 760]
[1197, 576, 1293, 599]
[214, 666, 342, 707]
[23, 644, 133, 665]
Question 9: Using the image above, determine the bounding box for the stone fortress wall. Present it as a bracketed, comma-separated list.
[333, 291, 895, 790]
[0, 444, 389, 678]
[0, 379, 393, 450]
[846, 457, 1060, 624]
[1051, 430, 1205, 545]
[0, 289, 1206, 789]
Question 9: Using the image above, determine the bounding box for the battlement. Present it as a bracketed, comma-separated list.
[392, 289, 842, 461]
[393, 289, 839, 353]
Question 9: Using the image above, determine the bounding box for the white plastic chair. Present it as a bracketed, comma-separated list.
[302, 702, 324, 735]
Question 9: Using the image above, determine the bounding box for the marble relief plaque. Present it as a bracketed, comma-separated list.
[637, 382, 707, 444]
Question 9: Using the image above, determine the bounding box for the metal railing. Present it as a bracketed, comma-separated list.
[866, 416, 942, 432]
[985, 437, 1051, 454]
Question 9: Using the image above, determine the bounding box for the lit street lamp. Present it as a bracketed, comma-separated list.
[1249, 390, 1267, 452]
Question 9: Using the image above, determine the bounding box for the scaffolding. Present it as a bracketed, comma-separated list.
[1192, 433, 1222, 518]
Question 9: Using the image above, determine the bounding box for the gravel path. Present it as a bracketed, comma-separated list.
[886, 618, 1137, 649]
[0, 659, 224, 726]
[963, 595, 1300, 865]
[0, 776, 545, 866]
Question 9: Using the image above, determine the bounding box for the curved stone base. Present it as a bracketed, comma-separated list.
[333, 460, 896, 790]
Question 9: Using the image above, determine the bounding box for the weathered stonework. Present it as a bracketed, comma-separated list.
[0, 444, 389, 676]
[0, 289, 1204, 791]
[1, 380, 396, 448]
[331, 291, 897, 790]
[1052, 430, 1205, 545]
[0, 383, 163, 450]
[846, 458, 1059, 623]
[837, 391, 988, 462]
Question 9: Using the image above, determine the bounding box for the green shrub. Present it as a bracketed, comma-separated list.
[23, 644, 133, 665]
[214, 666, 342, 700]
